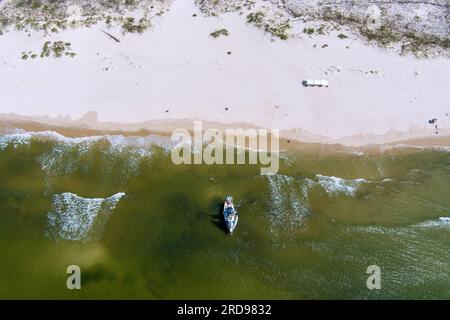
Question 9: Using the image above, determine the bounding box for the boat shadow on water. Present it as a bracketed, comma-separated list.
[209, 200, 229, 234]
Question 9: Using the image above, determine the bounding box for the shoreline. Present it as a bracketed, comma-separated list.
[2, 114, 450, 153]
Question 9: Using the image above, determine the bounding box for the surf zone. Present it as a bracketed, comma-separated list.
[170, 121, 279, 175]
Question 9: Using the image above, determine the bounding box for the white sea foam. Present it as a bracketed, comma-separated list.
[351, 225, 412, 237]
[0, 129, 171, 153]
[46, 192, 125, 241]
[418, 217, 450, 229]
[351, 151, 365, 157]
[0, 130, 165, 186]
[171, 138, 201, 155]
[0, 131, 32, 150]
[267, 174, 314, 235]
[379, 144, 450, 153]
[352, 216, 450, 236]
[315, 174, 366, 197]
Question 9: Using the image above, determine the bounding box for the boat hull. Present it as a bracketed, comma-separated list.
[225, 214, 238, 233]
[223, 200, 238, 233]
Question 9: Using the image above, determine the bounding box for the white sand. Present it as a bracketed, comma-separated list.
[0, 0, 449, 145]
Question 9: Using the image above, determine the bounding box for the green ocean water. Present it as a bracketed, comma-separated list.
[0, 131, 449, 299]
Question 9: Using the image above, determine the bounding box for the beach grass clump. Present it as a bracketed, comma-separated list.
[0, 0, 167, 37]
[247, 11, 290, 40]
[31, 0, 42, 10]
[320, 7, 399, 47]
[265, 23, 290, 40]
[321, 8, 361, 26]
[21, 50, 35, 60]
[246, 11, 265, 27]
[195, 0, 256, 16]
[210, 28, 229, 38]
[121, 17, 150, 34]
[315, 6, 449, 57]
[124, 0, 137, 6]
[40, 41, 50, 57]
[303, 25, 329, 36]
[360, 24, 450, 57]
[38, 41, 76, 59]
[359, 24, 402, 47]
[337, 33, 348, 39]
[303, 28, 315, 35]
[399, 32, 450, 57]
[0, 0, 67, 35]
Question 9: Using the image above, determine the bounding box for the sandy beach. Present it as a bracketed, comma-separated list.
[0, 0, 449, 146]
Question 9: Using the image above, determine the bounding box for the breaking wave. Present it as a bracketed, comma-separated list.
[352, 216, 450, 236]
[0, 129, 174, 155]
[46, 192, 125, 241]
[379, 144, 450, 153]
[315, 174, 366, 197]
[267, 174, 315, 236]
[417, 217, 450, 229]
[266, 173, 376, 235]
[36, 133, 155, 181]
[0, 129, 176, 191]
[0, 131, 32, 150]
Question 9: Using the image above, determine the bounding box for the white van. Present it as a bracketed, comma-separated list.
[305, 79, 329, 87]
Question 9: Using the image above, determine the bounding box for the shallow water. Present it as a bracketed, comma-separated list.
[0, 131, 449, 299]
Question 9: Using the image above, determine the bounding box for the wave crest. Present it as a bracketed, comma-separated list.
[46, 192, 125, 241]
[267, 174, 314, 236]
[316, 174, 366, 197]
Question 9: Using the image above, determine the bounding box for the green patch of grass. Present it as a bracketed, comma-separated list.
[31, 0, 42, 10]
[321, 8, 361, 26]
[337, 33, 348, 39]
[105, 16, 113, 25]
[318, 7, 449, 57]
[36, 41, 76, 59]
[246, 11, 265, 27]
[210, 28, 229, 38]
[265, 23, 290, 40]
[400, 32, 450, 56]
[303, 28, 315, 35]
[359, 25, 402, 47]
[40, 41, 51, 58]
[247, 11, 290, 40]
[51, 41, 70, 57]
[317, 25, 326, 35]
[122, 17, 150, 34]
[1, 0, 158, 39]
